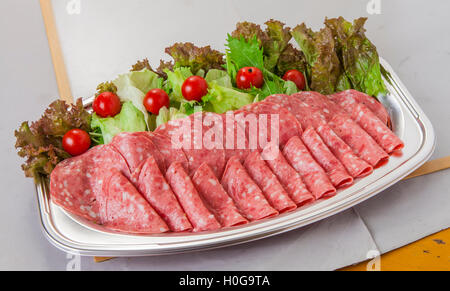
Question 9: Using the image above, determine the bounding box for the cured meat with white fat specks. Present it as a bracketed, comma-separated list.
[315, 122, 373, 178]
[329, 114, 389, 168]
[111, 132, 166, 174]
[192, 163, 248, 227]
[244, 151, 297, 213]
[50, 145, 131, 222]
[351, 103, 404, 154]
[166, 162, 221, 232]
[99, 169, 169, 234]
[261, 144, 315, 206]
[221, 156, 278, 221]
[301, 126, 354, 189]
[131, 156, 192, 232]
[283, 136, 336, 200]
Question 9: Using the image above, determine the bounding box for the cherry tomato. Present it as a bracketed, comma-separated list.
[92, 92, 122, 118]
[182, 76, 209, 102]
[282, 69, 306, 91]
[143, 88, 170, 115]
[236, 67, 264, 89]
[62, 129, 91, 156]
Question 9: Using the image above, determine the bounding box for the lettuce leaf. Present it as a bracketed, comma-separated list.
[164, 67, 193, 103]
[165, 42, 225, 75]
[231, 20, 292, 72]
[14, 98, 91, 181]
[291, 23, 349, 95]
[205, 69, 233, 88]
[113, 69, 164, 126]
[202, 82, 254, 114]
[155, 106, 190, 129]
[325, 17, 387, 97]
[275, 43, 307, 76]
[91, 101, 147, 144]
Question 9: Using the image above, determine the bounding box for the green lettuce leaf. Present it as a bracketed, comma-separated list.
[155, 106, 190, 129]
[291, 23, 349, 95]
[165, 42, 225, 75]
[113, 69, 164, 126]
[203, 82, 254, 114]
[164, 67, 193, 103]
[91, 102, 147, 144]
[325, 17, 387, 97]
[205, 69, 233, 88]
[263, 19, 292, 71]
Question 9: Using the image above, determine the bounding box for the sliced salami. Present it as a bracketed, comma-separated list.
[111, 132, 166, 173]
[236, 101, 303, 149]
[261, 144, 315, 206]
[315, 122, 373, 178]
[166, 162, 221, 232]
[301, 127, 354, 189]
[329, 89, 390, 125]
[131, 156, 193, 232]
[244, 151, 297, 213]
[156, 113, 226, 178]
[50, 144, 131, 222]
[192, 163, 248, 227]
[351, 103, 404, 154]
[221, 156, 279, 221]
[283, 136, 336, 200]
[144, 131, 189, 172]
[329, 114, 389, 168]
[99, 169, 169, 234]
[291, 91, 343, 120]
[221, 111, 252, 163]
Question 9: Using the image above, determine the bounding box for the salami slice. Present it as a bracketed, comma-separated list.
[144, 131, 189, 172]
[244, 151, 297, 213]
[99, 169, 169, 234]
[156, 113, 226, 178]
[166, 162, 221, 232]
[329, 114, 389, 168]
[236, 101, 303, 149]
[221, 156, 279, 221]
[291, 91, 343, 120]
[283, 136, 336, 200]
[329, 89, 390, 125]
[315, 122, 373, 178]
[111, 132, 166, 174]
[131, 156, 192, 232]
[192, 163, 248, 227]
[351, 103, 404, 154]
[261, 144, 314, 206]
[50, 144, 131, 222]
[222, 111, 251, 163]
[301, 127, 354, 189]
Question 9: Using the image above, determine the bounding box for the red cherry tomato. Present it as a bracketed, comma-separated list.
[143, 88, 170, 115]
[282, 69, 306, 91]
[236, 67, 264, 89]
[92, 92, 122, 118]
[62, 129, 91, 156]
[182, 76, 209, 102]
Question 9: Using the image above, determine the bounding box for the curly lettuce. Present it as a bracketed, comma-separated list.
[325, 17, 387, 97]
[165, 42, 225, 75]
[291, 23, 350, 95]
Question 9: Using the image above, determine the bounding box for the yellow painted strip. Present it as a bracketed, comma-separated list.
[40, 0, 73, 103]
[342, 228, 450, 271]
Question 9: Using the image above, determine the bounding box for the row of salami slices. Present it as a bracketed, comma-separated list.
[50, 89, 404, 234]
